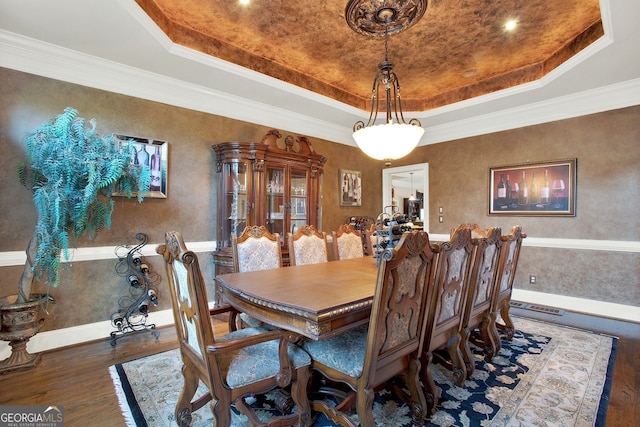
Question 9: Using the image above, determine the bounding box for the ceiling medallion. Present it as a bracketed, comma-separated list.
[345, 0, 428, 37]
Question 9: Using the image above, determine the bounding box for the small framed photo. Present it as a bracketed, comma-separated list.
[113, 134, 168, 198]
[340, 169, 361, 206]
[489, 158, 576, 216]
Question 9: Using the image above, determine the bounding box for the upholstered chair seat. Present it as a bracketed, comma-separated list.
[302, 325, 367, 378]
[217, 327, 311, 389]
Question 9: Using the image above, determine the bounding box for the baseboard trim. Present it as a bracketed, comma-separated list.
[1, 292, 637, 360]
[512, 289, 640, 323]
[0, 308, 176, 360]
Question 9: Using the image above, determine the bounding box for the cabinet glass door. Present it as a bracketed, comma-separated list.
[266, 166, 285, 238]
[221, 162, 248, 249]
[290, 168, 308, 234]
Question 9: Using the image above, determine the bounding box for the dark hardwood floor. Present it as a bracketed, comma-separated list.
[0, 308, 637, 427]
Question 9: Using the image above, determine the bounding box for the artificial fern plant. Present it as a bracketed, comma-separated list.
[15, 107, 149, 304]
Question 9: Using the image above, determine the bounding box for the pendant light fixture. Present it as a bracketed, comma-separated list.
[409, 172, 417, 201]
[346, 0, 427, 165]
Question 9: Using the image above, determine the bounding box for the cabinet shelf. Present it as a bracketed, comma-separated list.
[213, 131, 327, 288]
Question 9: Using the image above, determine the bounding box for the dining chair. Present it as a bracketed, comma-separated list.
[232, 225, 283, 272]
[491, 225, 527, 349]
[287, 224, 328, 266]
[421, 224, 474, 412]
[459, 225, 503, 377]
[157, 231, 312, 427]
[331, 223, 364, 260]
[302, 231, 438, 426]
[232, 225, 283, 329]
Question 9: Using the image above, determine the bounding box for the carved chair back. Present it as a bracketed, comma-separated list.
[287, 224, 328, 266]
[157, 231, 311, 426]
[331, 223, 365, 260]
[302, 231, 438, 426]
[421, 225, 474, 411]
[232, 225, 282, 272]
[459, 225, 503, 376]
[491, 225, 527, 345]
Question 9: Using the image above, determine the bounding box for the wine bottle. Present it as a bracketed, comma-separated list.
[505, 174, 512, 205]
[518, 171, 529, 206]
[138, 302, 149, 315]
[111, 312, 124, 330]
[540, 169, 550, 205]
[497, 173, 507, 206]
[139, 263, 150, 275]
[150, 145, 162, 191]
[148, 289, 159, 306]
[128, 274, 141, 287]
[136, 145, 149, 166]
[530, 172, 539, 205]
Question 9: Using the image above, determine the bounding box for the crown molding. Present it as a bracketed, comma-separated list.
[1, 27, 639, 148]
[422, 78, 640, 145]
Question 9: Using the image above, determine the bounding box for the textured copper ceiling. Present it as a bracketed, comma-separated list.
[135, 0, 602, 112]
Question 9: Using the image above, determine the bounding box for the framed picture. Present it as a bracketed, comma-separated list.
[489, 158, 576, 216]
[113, 134, 168, 198]
[340, 169, 361, 206]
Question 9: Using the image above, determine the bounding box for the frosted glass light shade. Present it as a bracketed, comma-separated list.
[353, 122, 424, 161]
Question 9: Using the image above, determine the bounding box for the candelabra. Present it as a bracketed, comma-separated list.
[109, 233, 161, 346]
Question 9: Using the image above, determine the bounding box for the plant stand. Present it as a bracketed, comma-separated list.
[0, 294, 47, 375]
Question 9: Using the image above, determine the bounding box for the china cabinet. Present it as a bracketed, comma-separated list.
[212, 130, 326, 279]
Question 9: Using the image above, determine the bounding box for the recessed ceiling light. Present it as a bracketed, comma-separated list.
[505, 19, 518, 31]
[239, 0, 250, 5]
[463, 69, 478, 78]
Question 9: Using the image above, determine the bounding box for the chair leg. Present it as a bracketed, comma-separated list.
[479, 311, 498, 361]
[420, 351, 440, 415]
[355, 386, 376, 427]
[447, 333, 467, 386]
[499, 297, 515, 340]
[211, 397, 232, 427]
[406, 357, 428, 425]
[459, 326, 475, 378]
[175, 362, 200, 427]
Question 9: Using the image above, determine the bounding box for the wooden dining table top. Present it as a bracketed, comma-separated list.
[215, 256, 380, 340]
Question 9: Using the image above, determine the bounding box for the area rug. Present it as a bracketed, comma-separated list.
[110, 317, 617, 426]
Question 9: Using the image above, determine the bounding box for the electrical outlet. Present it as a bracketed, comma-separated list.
[529, 275, 537, 284]
[439, 216, 444, 223]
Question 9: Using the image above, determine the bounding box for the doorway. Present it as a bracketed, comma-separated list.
[381, 163, 429, 231]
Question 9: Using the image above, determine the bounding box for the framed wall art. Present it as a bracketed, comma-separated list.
[340, 169, 361, 206]
[489, 158, 576, 216]
[113, 134, 168, 198]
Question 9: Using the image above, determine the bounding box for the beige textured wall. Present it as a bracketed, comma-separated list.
[391, 106, 640, 306]
[1, 68, 638, 332]
[0, 68, 381, 331]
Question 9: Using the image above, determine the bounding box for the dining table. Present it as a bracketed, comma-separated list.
[214, 256, 380, 340]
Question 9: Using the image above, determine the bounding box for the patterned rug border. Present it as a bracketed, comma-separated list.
[110, 316, 617, 427]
